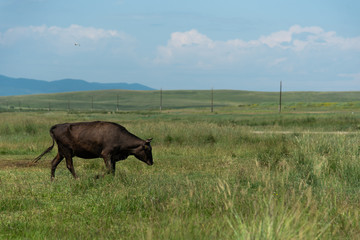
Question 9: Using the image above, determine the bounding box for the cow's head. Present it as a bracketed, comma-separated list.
[133, 138, 153, 165]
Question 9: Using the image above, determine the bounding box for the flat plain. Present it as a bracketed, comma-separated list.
[1, 92, 360, 239]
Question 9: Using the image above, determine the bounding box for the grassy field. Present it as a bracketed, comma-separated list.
[1, 110, 360, 239]
[1, 89, 360, 112]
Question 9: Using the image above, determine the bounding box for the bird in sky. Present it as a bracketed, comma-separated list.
[74, 42, 80, 46]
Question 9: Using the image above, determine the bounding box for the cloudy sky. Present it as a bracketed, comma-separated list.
[1, 0, 360, 91]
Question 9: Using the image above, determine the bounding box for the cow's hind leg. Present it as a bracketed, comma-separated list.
[51, 152, 64, 181]
[65, 156, 77, 179]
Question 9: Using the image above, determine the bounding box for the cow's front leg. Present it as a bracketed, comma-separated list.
[104, 158, 116, 175]
[101, 151, 116, 176]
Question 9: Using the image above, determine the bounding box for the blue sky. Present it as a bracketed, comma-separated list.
[1, 0, 360, 91]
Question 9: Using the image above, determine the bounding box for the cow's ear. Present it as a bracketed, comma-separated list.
[146, 138, 153, 143]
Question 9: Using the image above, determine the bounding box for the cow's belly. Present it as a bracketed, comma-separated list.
[75, 152, 99, 159]
[73, 148, 101, 159]
[73, 143, 102, 159]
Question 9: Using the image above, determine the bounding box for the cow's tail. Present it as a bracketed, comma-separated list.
[33, 129, 55, 163]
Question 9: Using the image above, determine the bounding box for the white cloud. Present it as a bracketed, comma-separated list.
[0, 24, 132, 48]
[155, 25, 360, 67]
[46, 25, 122, 40]
[258, 25, 360, 51]
[155, 29, 215, 64]
[259, 30, 292, 48]
[167, 29, 214, 48]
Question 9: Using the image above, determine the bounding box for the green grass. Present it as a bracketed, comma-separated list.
[1, 111, 360, 239]
[1, 89, 360, 112]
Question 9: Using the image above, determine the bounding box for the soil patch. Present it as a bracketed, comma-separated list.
[0, 159, 48, 169]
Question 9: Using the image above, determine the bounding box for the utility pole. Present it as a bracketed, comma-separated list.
[116, 94, 119, 112]
[211, 88, 214, 113]
[279, 81, 282, 113]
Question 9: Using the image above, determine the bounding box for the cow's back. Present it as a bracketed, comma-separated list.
[68, 121, 129, 142]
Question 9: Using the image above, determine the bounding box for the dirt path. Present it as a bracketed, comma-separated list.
[0, 159, 45, 169]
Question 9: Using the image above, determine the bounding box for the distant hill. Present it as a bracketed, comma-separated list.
[0, 75, 154, 96]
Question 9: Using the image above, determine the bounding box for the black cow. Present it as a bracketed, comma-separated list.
[33, 121, 153, 180]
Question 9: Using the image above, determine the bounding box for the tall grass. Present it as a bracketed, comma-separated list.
[0, 112, 360, 239]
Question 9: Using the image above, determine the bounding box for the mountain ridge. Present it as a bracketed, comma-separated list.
[0, 75, 154, 96]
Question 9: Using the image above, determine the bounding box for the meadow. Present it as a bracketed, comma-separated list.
[1, 89, 360, 112]
[1, 103, 360, 239]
